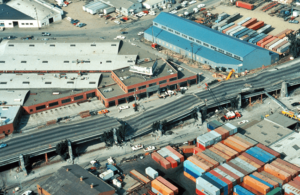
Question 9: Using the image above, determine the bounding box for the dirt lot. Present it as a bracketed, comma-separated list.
[211, 4, 300, 35]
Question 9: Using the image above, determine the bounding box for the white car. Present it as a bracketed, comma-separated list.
[119, 105, 130, 110]
[144, 146, 155, 152]
[114, 20, 121, 25]
[22, 191, 33, 195]
[238, 120, 249, 125]
[107, 157, 114, 164]
[114, 35, 125, 40]
[182, 1, 188, 5]
[180, 86, 188, 91]
[197, 3, 205, 8]
[149, 11, 156, 15]
[138, 32, 144, 36]
[189, 0, 196, 4]
[132, 144, 143, 151]
[170, 10, 177, 14]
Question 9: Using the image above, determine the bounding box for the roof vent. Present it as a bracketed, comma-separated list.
[80, 176, 83, 181]
[66, 168, 69, 171]
[90, 183, 94, 189]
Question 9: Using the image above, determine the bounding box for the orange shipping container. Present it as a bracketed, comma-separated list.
[244, 175, 271, 194]
[214, 142, 239, 158]
[196, 152, 219, 168]
[223, 139, 246, 153]
[241, 182, 264, 195]
[275, 159, 300, 174]
[165, 146, 184, 162]
[193, 155, 214, 169]
[156, 176, 179, 194]
[130, 170, 151, 184]
[264, 164, 291, 183]
[209, 147, 231, 162]
[242, 18, 257, 27]
[227, 137, 251, 149]
[188, 156, 211, 171]
[252, 172, 279, 188]
[151, 179, 174, 195]
[238, 156, 262, 171]
[248, 21, 264, 30]
[214, 128, 227, 140]
[222, 24, 238, 34]
[193, 147, 204, 155]
[278, 30, 293, 39]
[233, 135, 254, 147]
[261, 37, 277, 48]
[184, 171, 196, 182]
[180, 145, 195, 153]
[271, 161, 297, 177]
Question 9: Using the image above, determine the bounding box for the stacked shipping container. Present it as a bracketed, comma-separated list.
[152, 146, 184, 169]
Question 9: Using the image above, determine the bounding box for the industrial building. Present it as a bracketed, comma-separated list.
[37, 165, 116, 195]
[99, 0, 143, 16]
[144, 13, 279, 73]
[0, 0, 63, 28]
[143, 0, 171, 9]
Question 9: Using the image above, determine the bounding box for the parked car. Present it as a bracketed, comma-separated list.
[114, 20, 121, 25]
[3, 36, 16, 40]
[121, 31, 127, 34]
[132, 144, 143, 151]
[119, 105, 130, 110]
[137, 32, 144, 36]
[197, 3, 206, 8]
[0, 143, 7, 149]
[144, 146, 155, 152]
[289, 20, 299, 24]
[175, 5, 182, 10]
[41, 32, 51, 36]
[22, 190, 33, 195]
[158, 7, 163, 11]
[21, 36, 33, 40]
[169, 10, 177, 14]
[114, 35, 125, 40]
[291, 102, 300, 106]
[76, 23, 86, 28]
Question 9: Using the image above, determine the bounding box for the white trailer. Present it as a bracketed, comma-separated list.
[104, 7, 116, 15]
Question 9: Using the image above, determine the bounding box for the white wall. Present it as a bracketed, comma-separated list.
[0, 20, 38, 28]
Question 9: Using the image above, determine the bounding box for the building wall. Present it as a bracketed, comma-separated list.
[243, 49, 279, 71]
[22, 89, 97, 114]
[39, 13, 62, 27]
[143, 0, 169, 9]
[0, 123, 14, 135]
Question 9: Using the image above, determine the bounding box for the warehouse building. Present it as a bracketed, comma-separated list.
[144, 13, 279, 73]
[1, 0, 63, 28]
[143, 0, 171, 9]
[100, 0, 143, 16]
[37, 165, 115, 195]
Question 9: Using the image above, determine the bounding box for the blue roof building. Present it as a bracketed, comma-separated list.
[144, 13, 279, 73]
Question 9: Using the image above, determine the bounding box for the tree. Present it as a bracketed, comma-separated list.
[287, 29, 300, 58]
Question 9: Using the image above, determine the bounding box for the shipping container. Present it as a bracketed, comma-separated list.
[278, 29, 293, 39]
[257, 24, 272, 34]
[292, 178, 300, 186]
[260, 171, 284, 187]
[226, 25, 242, 35]
[241, 182, 264, 195]
[242, 18, 257, 27]
[276, 159, 300, 174]
[225, 123, 238, 135]
[180, 145, 195, 153]
[184, 171, 196, 182]
[223, 139, 246, 153]
[237, 29, 252, 39]
[257, 35, 273, 47]
[161, 148, 181, 163]
[210, 131, 222, 143]
[207, 120, 223, 130]
[236, 1, 254, 10]
[157, 149, 169, 158]
[271, 161, 297, 177]
[222, 163, 245, 182]
[197, 152, 220, 168]
[244, 175, 271, 194]
[214, 168, 237, 186]
[234, 133, 257, 146]
[264, 164, 291, 183]
[151, 179, 174, 195]
[194, 147, 204, 155]
[219, 22, 235, 32]
[261, 36, 277, 48]
[277, 42, 290, 53]
[234, 158, 257, 173]
[184, 160, 205, 177]
[203, 149, 227, 164]
[266, 187, 281, 195]
[230, 159, 255, 174]
[228, 137, 251, 150]
[210, 169, 233, 194]
[241, 152, 265, 167]
[188, 156, 212, 171]
[214, 128, 227, 140]
[245, 148, 270, 163]
[217, 20, 229, 30]
[205, 172, 228, 195]
[184, 167, 199, 179]
[151, 152, 171, 169]
[253, 172, 279, 188]
[248, 21, 264, 30]
[224, 13, 240, 23]
[205, 132, 219, 144]
[288, 180, 300, 190]
[130, 170, 151, 184]
[233, 27, 249, 38]
[238, 17, 252, 25]
[165, 146, 184, 162]
[222, 24, 238, 34]
[218, 165, 241, 184]
[166, 156, 178, 168]
[146, 167, 158, 179]
[253, 147, 276, 161]
[107, 164, 118, 173]
[265, 38, 280, 49]
[215, 127, 230, 139]
[248, 33, 264, 44]
[227, 161, 249, 175]
[156, 176, 179, 194]
[196, 176, 220, 195]
[99, 169, 114, 180]
[238, 155, 262, 171]
[229, 26, 245, 37]
[275, 29, 292, 38]
[193, 155, 215, 169]
[213, 143, 239, 158]
[209, 147, 232, 162]
[243, 31, 258, 42]
[250, 174, 274, 190]
[201, 175, 224, 195]
[269, 39, 285, 51]
[234, 185, 255, 195]
[283, 184, 300, 194]
[256, 144, 281, 158]
[272, 40, 288, 51]
[197, 134, 215, 150]
[253, 34, 269, 45]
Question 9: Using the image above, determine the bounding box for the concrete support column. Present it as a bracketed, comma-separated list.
[45, 153, 48, 163]
[126, 97, 129, 103]
[237, 94, 242, 109]
[167, 85, 170, 90]
[68, 140, 74, 164]
[261, 94, 263, 104]
[147, 92, 149, 98]
[249, 97, 252, 107]
[187, 80, 190, 87]
[177, 84, 180, 90]
[281, 81, 288, 97]
[19, 154, 27, 175]
[136, 94, 140, 101]
[197, 108, 203, 125]
[105, 101, 109, 108]
[115, 100, 118, 106]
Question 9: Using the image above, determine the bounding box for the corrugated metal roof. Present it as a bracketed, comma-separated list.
[0, 4, 34, 20]
[0, 90, 29, 106]
[146, 26, 242, 66]
[153, 13, 263, 57]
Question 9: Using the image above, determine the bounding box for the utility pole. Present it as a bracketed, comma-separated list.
[190, 42, 194, 62]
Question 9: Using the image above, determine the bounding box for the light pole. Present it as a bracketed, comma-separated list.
[190, 42, 194, 62]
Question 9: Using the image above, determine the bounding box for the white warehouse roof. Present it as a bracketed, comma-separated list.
[0, 106, 21, 127]
[0, 73, 102, 89]
[0, 90, 29, 106]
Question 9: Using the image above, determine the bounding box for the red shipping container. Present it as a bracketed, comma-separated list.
[264, 164, 291, 183]
[196, 153, 219, 168]
[180, 145, 195, 153]
[256, 143, 281, 158]
[165, 146, 184, 162]
[290, 180, 300, 189]
[241, 182, 264, 195]
[236, 1, 254, 10]
[271, 161, 297, 177]
[252, 172, 279, 188]
[242, 18, 257, 27]
[261, 37, 277, 48]
[193, 147, 204, 155]
[214, 128, 227, 140]
[156, 176, 179, 194]
[166, 156, 178, 168]
[257, 35, 273, 46]
[288, 181, 300, 190]
[210, 170, 233, 194]
[275, 159, 300, 174]
[294, 176, 300, 184]
[241, 152, 265, 167]
[151, 152, 171, 169]
[196, 188, 206, 195]
[248, 21, 264, 30]
[218, 165, 241, 184]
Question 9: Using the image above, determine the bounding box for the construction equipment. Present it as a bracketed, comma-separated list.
[281, 110, 300, 121]
[223, 110, 241, 120]
[226, 69, 235, 80]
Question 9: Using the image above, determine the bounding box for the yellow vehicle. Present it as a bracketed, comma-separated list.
[281, 110, 300, 121]
[226, 69, 235, 80]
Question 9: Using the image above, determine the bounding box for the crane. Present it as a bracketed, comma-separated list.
[226, 69, 235, 80]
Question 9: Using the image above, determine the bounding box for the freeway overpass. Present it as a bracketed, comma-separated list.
[1, 58, 300, 167]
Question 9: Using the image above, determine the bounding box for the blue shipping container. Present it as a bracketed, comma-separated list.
[246, 148, 269, 163]
[233, 28, 248, 38]
[202, 175, 223, 194]
[234, 185, 255, 195]
[254, 147, 276, 161]
[107, 164, 118, 172]
[250, 174, 274, 190]
[205, 172, 228, 195]
[184, 167, 199, 179]
[251, 147, 274, 163]
[184, 160, 205, 177]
